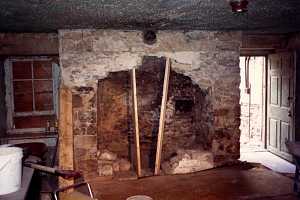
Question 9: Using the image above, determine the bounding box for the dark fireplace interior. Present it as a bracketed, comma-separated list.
[97, 56, 213, 176]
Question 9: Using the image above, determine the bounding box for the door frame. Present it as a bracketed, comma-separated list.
[295, 50, 300, 142]
[262, 55, 268, 149]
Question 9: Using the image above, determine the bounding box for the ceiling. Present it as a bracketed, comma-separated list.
[0, 0, 299, 33]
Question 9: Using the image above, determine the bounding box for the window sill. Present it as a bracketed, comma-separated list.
[7, 127, 57, 134]
[14, 110, 55, 117]
[2, 131, 58, 140]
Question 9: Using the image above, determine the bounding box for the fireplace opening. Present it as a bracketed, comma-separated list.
[97, 56, 214, 177]
[175, 99, 194, 113]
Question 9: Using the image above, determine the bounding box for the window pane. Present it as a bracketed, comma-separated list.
[14, 115, 55, 129]
[34, 80, 53, 111]
[33, 61, 52, 79]
[12, 61, 32, 79]
[13, 81, 33, 112]
[35, 93, 54, 111]
[34, 80, 53, 92]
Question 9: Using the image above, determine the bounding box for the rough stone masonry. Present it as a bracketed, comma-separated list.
[59, 29, 241, 178]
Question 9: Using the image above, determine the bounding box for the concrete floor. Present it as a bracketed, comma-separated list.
[90, 164, 297, 200]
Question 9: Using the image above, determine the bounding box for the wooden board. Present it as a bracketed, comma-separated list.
[154, 58, 171, 175]
[58, 85, 74, 188]
[132, 68, 142, 177]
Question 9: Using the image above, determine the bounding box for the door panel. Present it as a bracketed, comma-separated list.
[269, 118, 278, 148]
[281, 76, 290, 107]
[280, 121, 290, 153]
[267, 52, 294, 161]
[270, 76, 279, 105]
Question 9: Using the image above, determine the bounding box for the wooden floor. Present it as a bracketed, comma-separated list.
[89, 164, 298, 200]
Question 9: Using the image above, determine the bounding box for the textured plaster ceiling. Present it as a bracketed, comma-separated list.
[0, 0, 299, 33]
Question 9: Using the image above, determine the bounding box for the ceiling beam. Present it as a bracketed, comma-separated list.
[241, 34, 289, 50]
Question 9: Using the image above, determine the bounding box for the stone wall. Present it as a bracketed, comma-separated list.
[163, 69, 213, 160]
[97, 71, 132, 176]
[59, 29, 241, 178]
[0, 33, 58, 55]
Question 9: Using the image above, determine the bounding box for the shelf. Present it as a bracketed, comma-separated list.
[1, 132, 58, 140]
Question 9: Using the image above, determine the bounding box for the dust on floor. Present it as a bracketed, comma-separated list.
[89, 164, 297, 200]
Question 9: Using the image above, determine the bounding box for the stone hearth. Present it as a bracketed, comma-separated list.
[162, 149, 214, 174]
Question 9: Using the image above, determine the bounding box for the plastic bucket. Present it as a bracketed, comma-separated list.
[0, 144, 12, 148]
[126, 195, 153, 200]
[0, 147, 23, 195]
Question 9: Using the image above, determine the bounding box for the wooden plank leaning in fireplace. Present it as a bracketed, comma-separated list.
[132, 68, 142, 177]
[154, 57, 171, 175]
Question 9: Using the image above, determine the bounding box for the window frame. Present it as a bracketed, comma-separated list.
[5, 57, 60, 134]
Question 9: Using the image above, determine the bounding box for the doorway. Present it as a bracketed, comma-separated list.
[239, 55, 296, 173]
[239, 56, 265, 152]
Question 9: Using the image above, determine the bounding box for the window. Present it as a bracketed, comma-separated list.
[5, 58, 60, 133]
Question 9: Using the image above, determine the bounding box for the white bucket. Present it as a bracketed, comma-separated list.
[0, 144, 12, 148]
[0, 147, 23, 195]
[126, 195, 153, 200]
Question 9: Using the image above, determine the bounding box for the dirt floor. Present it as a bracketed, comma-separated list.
[89, 164, 298, 200]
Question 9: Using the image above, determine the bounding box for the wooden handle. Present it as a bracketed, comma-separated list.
[56, 169, 82, 179]
[24, 162, 82, 179]
[132, 68, 142, 177]
[24, 162, 56, 173]
[154, 58, 171, 175]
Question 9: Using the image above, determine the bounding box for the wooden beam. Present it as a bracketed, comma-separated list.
[154, 58, 171, 175]
[58, 85, 74, 189]
[241, 34, 288, 50]
[240, 49, 275, 56]
[132, 68, 142, 177]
